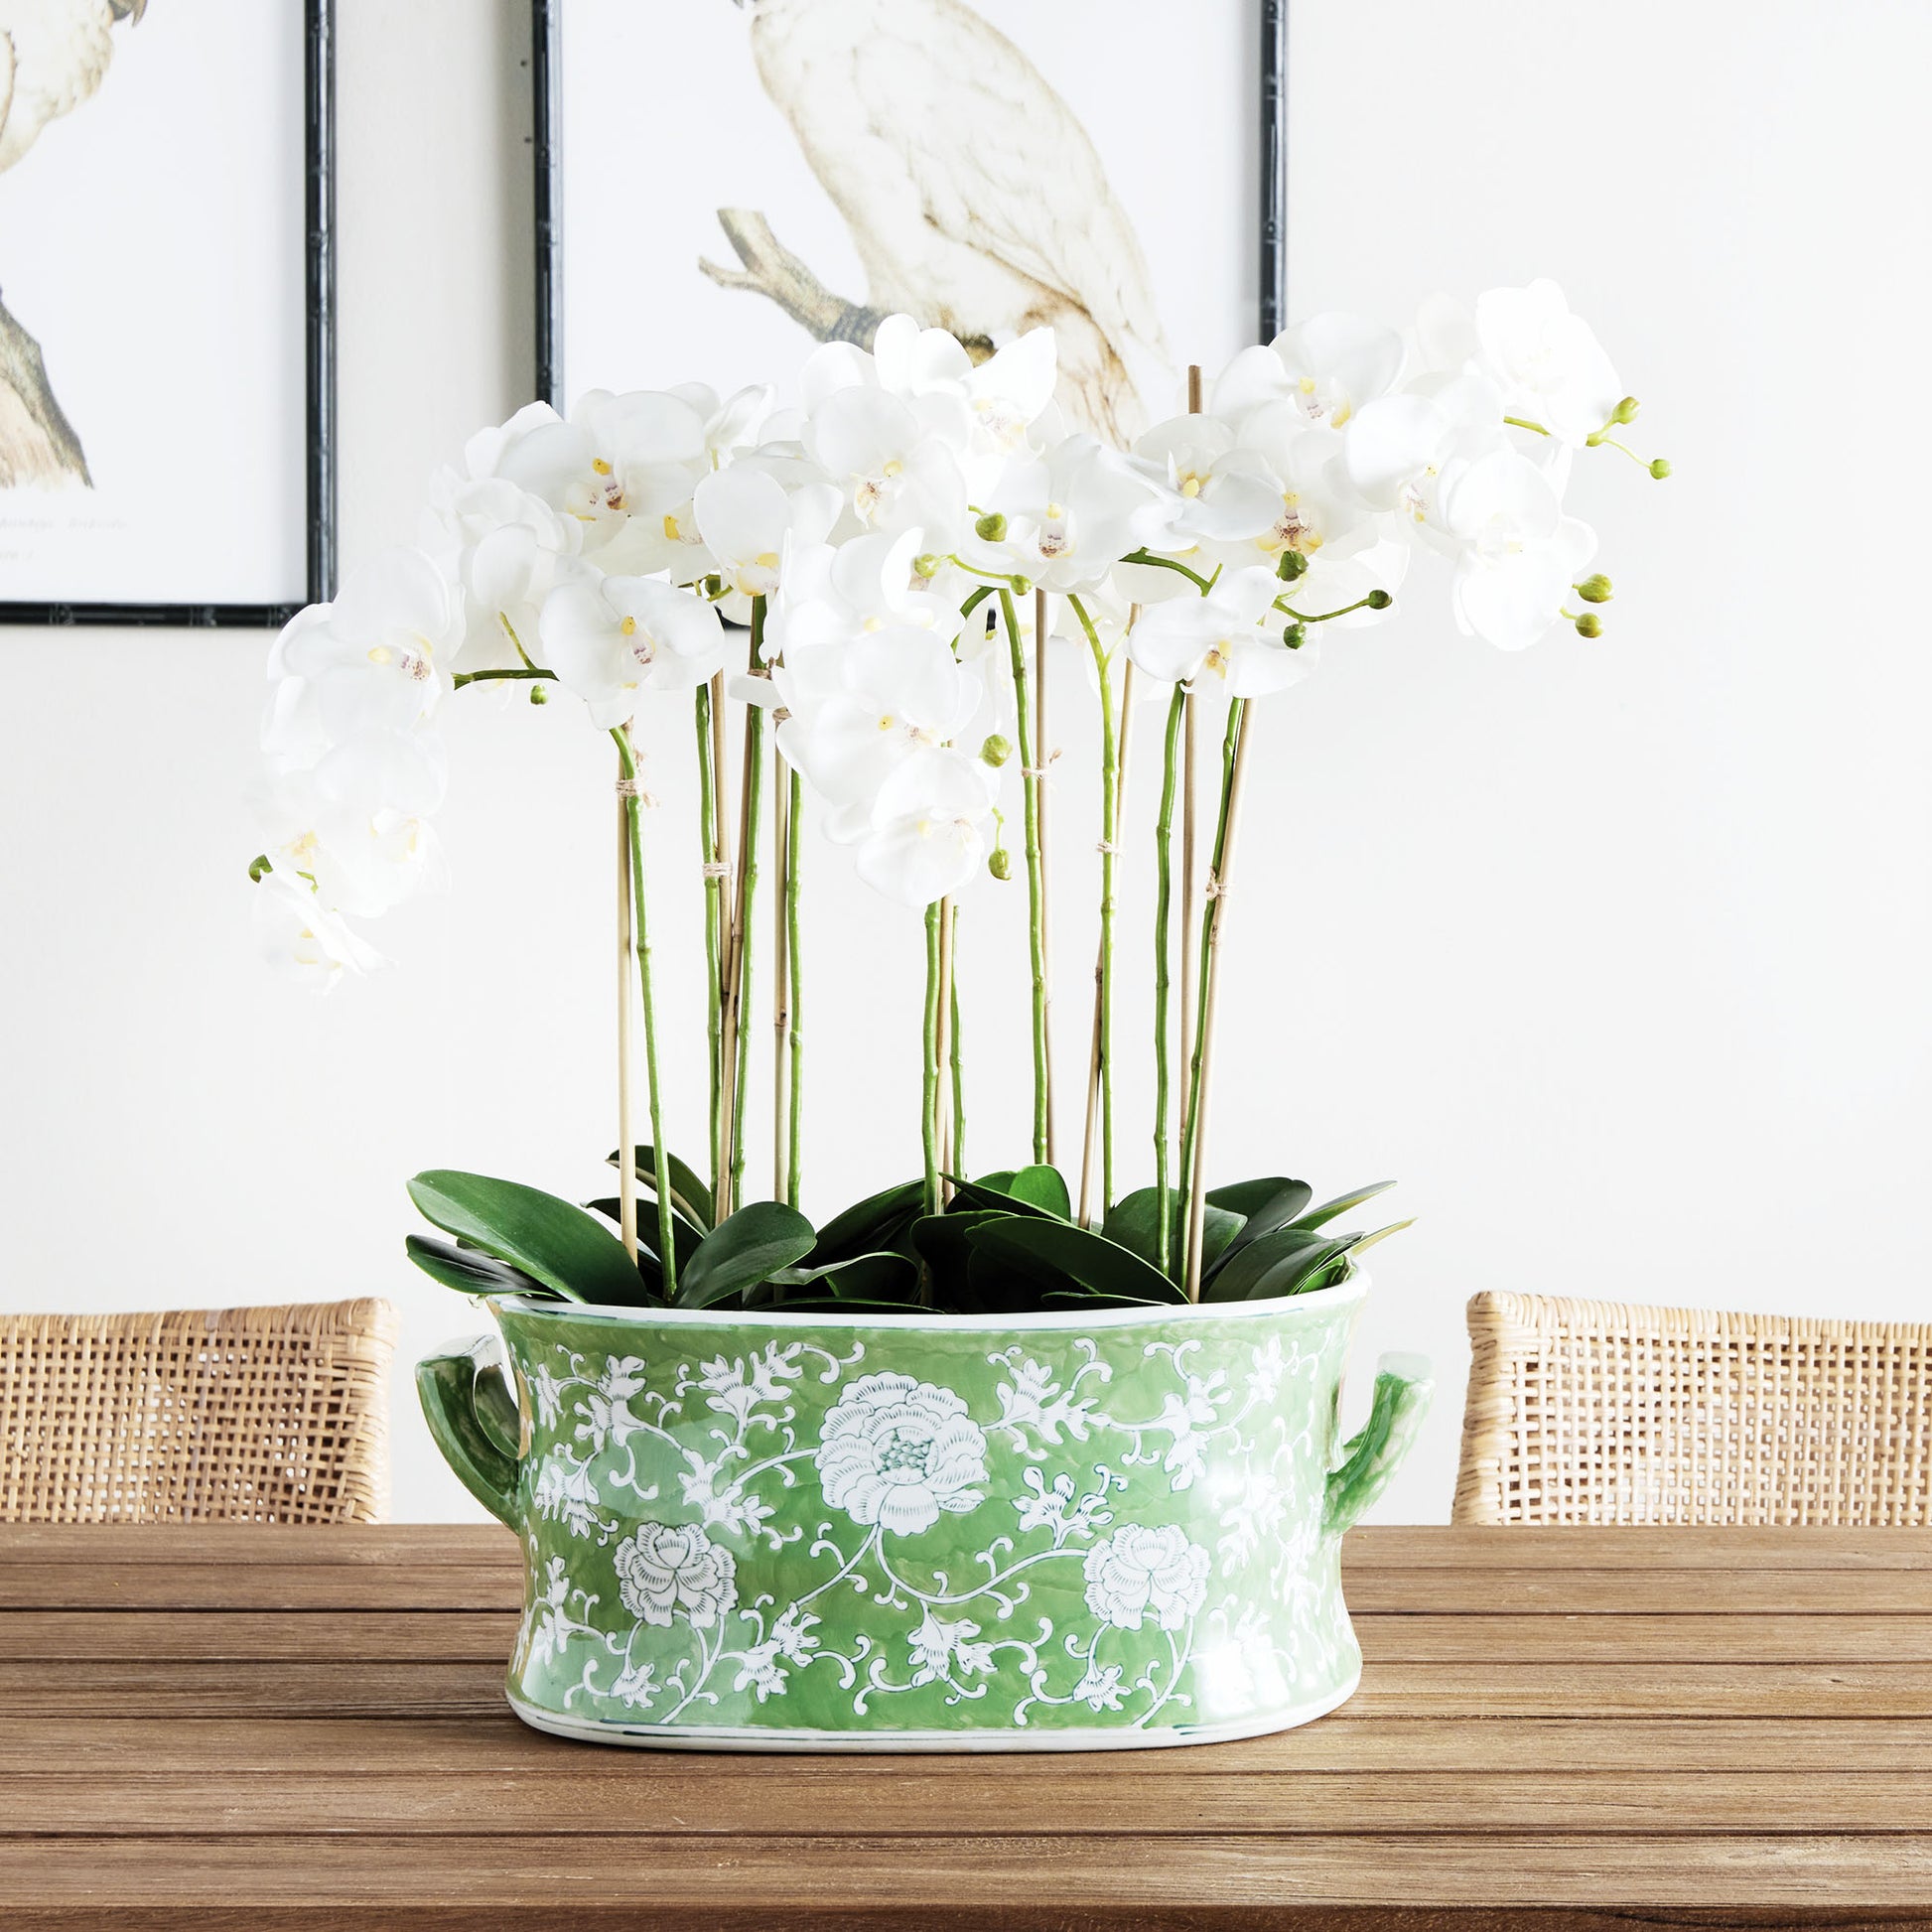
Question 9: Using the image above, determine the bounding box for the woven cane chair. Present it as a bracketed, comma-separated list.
[1454, 1291, 1932, 1527]
[0, 1300, 398, 1524]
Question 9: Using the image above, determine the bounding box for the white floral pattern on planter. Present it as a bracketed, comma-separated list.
[1082, 1524, 1212, 1631]
[507, 1317, 1365, 1735]
[814, 1372, 990, 1535]
[613, 1523, 739, 1629]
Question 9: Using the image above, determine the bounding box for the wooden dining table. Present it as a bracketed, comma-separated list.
[1, 1522, 1927, 1928]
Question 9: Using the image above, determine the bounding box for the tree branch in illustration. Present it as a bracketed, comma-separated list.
[0, 291, 89, 488]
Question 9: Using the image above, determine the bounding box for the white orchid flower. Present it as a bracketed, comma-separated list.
[422, 473, 582, 667]
[1126, 565, 1318, 699]
[1437, 447, 1597, 651]
[804, 385, 969, 548]
[539, 576, 727, 728]
[253, 867, 389, 990]
[776, 627, 984, 811]
[1343, 373, 1506, 519]
[256, 730, 450, 920]
[1212, 314, 1406, 431]
[981, 434, 1165, 594]
[693, 464, 841, 601]
[1472, 280, 1622, 448]
[667, 381, 776, 464]
[846, 752, 996, 908]
[1131, 414, 1282, 552]
[268, 548, 465, 748]
[770, 528, 962, 655]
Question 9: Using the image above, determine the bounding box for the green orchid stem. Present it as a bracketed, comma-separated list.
[1153, 682, 1185, 1276]
[1121, 549, 1215, 593]
[948, 899, 965, 1182]
[452, 666, 555, 689]
[1067, 594, 1118, 1223]
[921, 900, 943, 1222]
[1275, 592, 1383, 624]
[997, 587, 1050, 1166]
[1176, 696, 1250, 1295]
[785, 767, 804, 1211]
[723, 604, 766, 1220]
[1504, 415, 1551, 437]
[958, 584, 995, 628]
[612, 728, 678, 1296]
[695, 683, 724, 1210]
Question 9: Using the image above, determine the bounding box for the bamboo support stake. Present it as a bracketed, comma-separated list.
[1076, 632, 1135, 1228]
[1035, 588, 1055, 1169]
[1183, 703, 1254, 1302]
[772, 759, 791, 1206]
[1176, 363, 1204, 1216]
[707, 669, 735, 1211]
[615, 769, 638, 1265]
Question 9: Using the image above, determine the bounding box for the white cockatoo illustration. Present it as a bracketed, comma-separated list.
[705, 0, 1170, 442]
[0, 0, 148, 487]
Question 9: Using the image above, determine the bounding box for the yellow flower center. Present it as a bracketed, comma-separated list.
[620, 616, 638, 636]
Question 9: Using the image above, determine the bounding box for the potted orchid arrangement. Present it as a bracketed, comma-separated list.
[255, 281, 1661, 1750]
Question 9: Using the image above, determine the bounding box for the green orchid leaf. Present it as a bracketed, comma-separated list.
[1041, 1288, 1179, 1309]
[968, 1216, 1188, 1306]
[910, 1210, 999, 1308]
[1202, 1224, 1333, 1304]
[677, 1200, 818, 1310]
[1004, 1166, 1072, 1219]
[586, 1196, 702, 1276]
[606, 1146, 714, 1231]
[810, 1179, 923, 1266]
[1294, 1179, 1396, 1232]
[403, 1234, 566, 1303]
[946, 1173, 1066, 1221]
[770, 1251, 921, 1305]
[1102, 1188, 1240, 1281]
[1206, 1175, 1310, 1220]
[1205, 1178, 1317, 1282]
[762, 1297, 924, 1315]
[408, 1171, 647, 1306]
[1247, 1234, 1357, 1302]
[1348, 1217, 1416, 1257]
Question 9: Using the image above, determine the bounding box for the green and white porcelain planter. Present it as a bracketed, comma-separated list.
[418, 1274, 1429, 1751]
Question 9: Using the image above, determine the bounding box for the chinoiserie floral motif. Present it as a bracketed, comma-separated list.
[1082, 1524, 1212, 1631]
[815, 1372, 990, 1534]
[501, 1303, 1381, 1739]
[613, 1523, 739, 1629]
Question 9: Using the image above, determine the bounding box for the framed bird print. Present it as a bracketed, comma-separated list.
[0, 0, 334, 626]
[536, 0, 1287, 439]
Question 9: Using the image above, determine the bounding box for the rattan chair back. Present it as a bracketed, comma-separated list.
[0, 1299, 397, 1524]
[1455, 1291, 1932, 1526]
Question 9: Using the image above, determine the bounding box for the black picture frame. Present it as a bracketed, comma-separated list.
[0, 0, 337, 630]
[531, 0, 1287, 410]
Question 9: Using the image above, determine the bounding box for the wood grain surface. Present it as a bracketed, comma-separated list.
[3, 1523, 1928, 1930]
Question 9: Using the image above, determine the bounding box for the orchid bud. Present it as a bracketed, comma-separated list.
[1649, 458, 1672, 480]
[1613, 396, 1640, 425]
[912, 553, 943, 580]
[988, 847, 1012, 882]
[1366, 589, 1392, 611]
[701, 574, 724, 600]
[247, 854, 271, 884]
[528, 683, 550, 705]
[974, 512, 1007, 542]
[980, 733, 1012, 767]
[1275, 549, 1309, 583]
[1575, 612, 1602, 638]
[1282, 621, 1308, 651]
[1576, 574, 1614, 605]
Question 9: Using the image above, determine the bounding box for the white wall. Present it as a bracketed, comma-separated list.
[2, 0, 1927, 1523]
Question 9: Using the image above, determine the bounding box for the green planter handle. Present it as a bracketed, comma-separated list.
[417, 1333, 523, 1528]
[1323, 1352, 1433, 1537]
